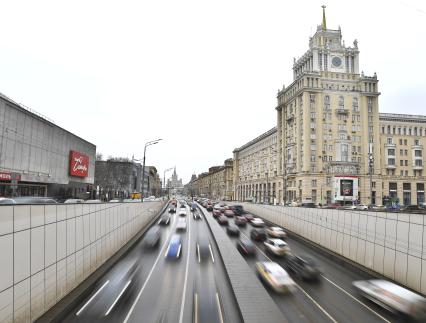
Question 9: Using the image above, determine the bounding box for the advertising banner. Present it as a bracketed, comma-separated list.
[69, 151, 89, 177]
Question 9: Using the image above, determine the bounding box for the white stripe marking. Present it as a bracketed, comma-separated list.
[194, 293, 199, 323]
[209, 244, 215, 263]
[178, 215, 191, 323]
[321, 275, 391, 322]
[216, 292, 224, 323]
[76, 280, 109, 316]
[105, 280, 131, 316]
[197, 244, 200, 263]
[177, 244, 182, 258]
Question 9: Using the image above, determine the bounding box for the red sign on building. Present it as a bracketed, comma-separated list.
[69, 151, 89, 177]
[0, 172, 21, 181]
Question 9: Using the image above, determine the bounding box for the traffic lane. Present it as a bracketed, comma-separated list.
[256, 215, 402, 323]
[193, 209, 243, 323]
[125, 204, 192, 323]
[62, 207, 176, 322]
[239, 218, 399, 323]
[225, 220, 333, 323]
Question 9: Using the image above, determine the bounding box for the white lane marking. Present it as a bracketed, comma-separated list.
[105, 280, 131, 316]
[158, 219, 161, 224]
[123, 216, 175, 323]
[321, 275, 391, 323]
[177, 244, 182, 258]
[239, 231, 337, 323]
[76, 280, 109, 316]
[194, 293, 199, 323]
[178, 215, 191, 323]
[197, 244, 200, 263]
[215, 292, 224, 323]
[209, 244, 215, 263]
[164, 244, 171, 257]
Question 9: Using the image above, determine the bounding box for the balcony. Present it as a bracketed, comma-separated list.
[385, 164, 396, 169]
[384, 143, 396, 148]
[413, 165, 423, 170]
[336, 108, 349, 114]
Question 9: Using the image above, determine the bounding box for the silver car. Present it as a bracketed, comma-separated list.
[266, 227, 287, 239]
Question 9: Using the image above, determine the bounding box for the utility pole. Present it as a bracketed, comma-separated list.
[369, 143, 374, 206]
[141, 139, 162, 199]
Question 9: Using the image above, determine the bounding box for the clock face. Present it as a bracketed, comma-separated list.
[332, 56, 342, 67]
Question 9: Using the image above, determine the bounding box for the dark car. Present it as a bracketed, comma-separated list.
[237, 239, 256, 257]
[285, 255, 321, 281]
[224, 209, 235, 217]
[143, 227, 161, 248]
[193, 212, 202, 220]
[234, 216, 247, 227]
[158, 214, 171, 225]
[190, 203, 197, 212]
[400, 205, 426, 213]
[301, 202, 316, 208]
[196, 237, 212, 263]
[244, 213, 254, 221]
[206, 204, 213, 211]
[226, 224, 240, 237]
[212, 209, 222, 218]
[231, 205, 246, 216]
[217, 215, 229, 226]
[250, 228, 267, 242]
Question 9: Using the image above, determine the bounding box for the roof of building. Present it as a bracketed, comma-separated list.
[379, 113, 426, 123]
[233, 127, 277, 153]
[0, 91, 96, 148]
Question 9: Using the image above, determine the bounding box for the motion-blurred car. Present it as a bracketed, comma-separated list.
[0, 198, 16, 204]
[266, 227, 287, 239]
[190, 202, 197, 212]
[166, 234, 182, 259]
[230, 205, 246, 215]
[353, 279, 426, 321]
[206, 204, 213, 211]
[224, 209, 235, 217]
[158, 214, 171, 225]
[256, 262, 296, 293]
[301, 202, 316, 208]
[237, 239, 256, 257]
[178, 208, 187, 217]
[342, 204, 357, 210]
[244, 213, 254, 221]
[143, 227, 161, 248]
[234, 216, 247, 227]
[193, 212, 202, 220]
[285, 255, 321, 281]
[226, 224, 240, 237]
[176, 218, 187, 231]
[250, 228, 267, 242]
[196, 237, 213, 263]
[264, 238, 290, 256]
[251, 218, 265, 227]
[169, 206, 176, 213]
[212, 209, 222, 218]
[64, 198, 84, 204]
[10, 197, 58, 204]
[400, 205, 426, 213]
[217, 215, 229, 226]
[193, 290, 223, 323]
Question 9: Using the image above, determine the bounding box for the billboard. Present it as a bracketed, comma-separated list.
[334, 176, 358, 202]
[69, 151, 89, 177]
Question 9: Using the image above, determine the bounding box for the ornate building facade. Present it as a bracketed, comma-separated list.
[276, 7, 380, 205]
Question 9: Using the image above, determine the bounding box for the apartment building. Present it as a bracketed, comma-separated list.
[233, 128, 280, 204]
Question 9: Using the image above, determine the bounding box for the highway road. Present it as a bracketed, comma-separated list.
[60, 202, 242, 323]
[205, 205, 410, 323]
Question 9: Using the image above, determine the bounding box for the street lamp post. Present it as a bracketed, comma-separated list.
[141, 139, 162, 199]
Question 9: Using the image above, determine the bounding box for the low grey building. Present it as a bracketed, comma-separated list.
[0, 92, 96, 199]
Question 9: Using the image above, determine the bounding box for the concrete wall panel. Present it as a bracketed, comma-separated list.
[0, 201, 164, 322]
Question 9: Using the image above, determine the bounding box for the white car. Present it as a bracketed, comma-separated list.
[176, 218, 187, 231]
[64, 199, 84, 204]
[356, 204, 368, 211]
[256, 261, 296, 293]
[353, 280, 426, 320]
[178, 209, 187, 217]
[251, 218, 265, 227]
[266, 227, 287, 239]
[264, 238, 291, 256]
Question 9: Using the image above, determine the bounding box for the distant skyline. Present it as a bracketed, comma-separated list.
[0, 0, 425, 184]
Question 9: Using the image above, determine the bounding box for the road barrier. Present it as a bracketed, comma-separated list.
[0, 201, 165, 323]
[239, 203, 426, 295]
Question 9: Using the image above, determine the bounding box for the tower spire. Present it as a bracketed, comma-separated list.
[321, 5, 327, 30]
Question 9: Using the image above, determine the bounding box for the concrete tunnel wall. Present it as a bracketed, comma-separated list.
[0, 201, 165, 323]
[240, 203, 426, 295]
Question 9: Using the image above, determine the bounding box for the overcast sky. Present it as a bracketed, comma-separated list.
[0, 0, 425, 184]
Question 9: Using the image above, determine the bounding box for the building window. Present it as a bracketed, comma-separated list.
[415, 139, 420, 146]
[352, 97, 359, 112]
[326, 177, 331, 185]
[404, 139, 408, 145]
[405, 160, 408, 166]
[400, 149, 403, 155]
[312, 179, 317, 187]
[400, 160, 403, 166]
[415, 160, 423, 167]
[338, 96, 344, 109]
[388, 158, 395, 166]
[415, 150, 422, 157]
[388, 149, 395, 156]
[387, 138, 393, 144]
